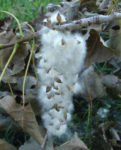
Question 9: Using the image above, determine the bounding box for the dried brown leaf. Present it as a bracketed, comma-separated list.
[80, 0, 97, 12]
[0, 43, 29, 74]
[0, 17, 13, 31]
[0, 30, 15, 45]
[85, 29, 114, 67]
[16, 76, 37, 92]
[0, 139, 17, 150]
[0, 95, 43, 145]
[0, 43, 30, 84]
[25, 89, 41, 115]
[57, 133, 89, 150]
[91, 121, 115, 150]
[102, 75, 121, 94]
[19, 138, 40, 150]
[106, 26, 121, 62]
[78, 66, 106, 100]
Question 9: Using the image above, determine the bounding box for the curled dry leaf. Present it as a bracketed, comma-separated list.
[19, 137, 40, 150]
[0, 91, 10, 99]
[102, 74, 121, 94]
[80, 0, 97, 12]
[57, 132, 89, 150]
[0, 30, 15, 45]
[0, 27, 32, 84]
[0, 139, 17, 150]
[106, 26, 121, 62]
[0, 17, 13, 31]
[25, 89, 41, 115]
[0, 95, 43, 145]
[0, 43, 30, 84]
[0, 43, 29, 75]
[78, 66, 106, 100]
[0, 113, 11, 131]
[60, 0, 80, 21]
[91, 121, 118, 150]
[16, 76, 37, 92]
[109, 128, 121, 149]
[85, 29, 114, 67]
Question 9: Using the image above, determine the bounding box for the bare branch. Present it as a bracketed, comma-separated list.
[53, 12, 121, 30]
[0, 32, 39, 49]
[1, 12, 121, 49]
[0, 28, 50, 49]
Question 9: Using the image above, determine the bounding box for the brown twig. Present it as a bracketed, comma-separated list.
[0, 27, 50, 49]
[0, 32, 39, 49]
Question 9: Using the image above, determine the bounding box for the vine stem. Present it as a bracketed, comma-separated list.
[0, 43, 18, 82]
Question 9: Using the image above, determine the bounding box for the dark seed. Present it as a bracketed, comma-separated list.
[46, 86, 51, 92]
[55, 77, 62, 83]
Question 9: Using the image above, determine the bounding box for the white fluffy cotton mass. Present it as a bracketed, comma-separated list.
[37, 11, 86, 137]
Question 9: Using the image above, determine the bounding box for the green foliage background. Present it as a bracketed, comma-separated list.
[0, 0, 61, 21]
